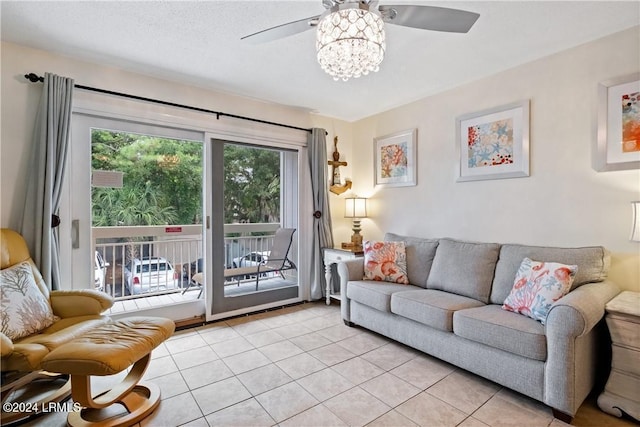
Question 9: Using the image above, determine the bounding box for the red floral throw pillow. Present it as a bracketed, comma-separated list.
[363, 241, 409, 284]
[502, 257, 577, 324]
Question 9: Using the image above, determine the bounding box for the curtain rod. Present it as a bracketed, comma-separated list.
[24, 73, 320, 135]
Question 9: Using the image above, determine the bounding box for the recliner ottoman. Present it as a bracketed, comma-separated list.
[41, 316, 175, 427]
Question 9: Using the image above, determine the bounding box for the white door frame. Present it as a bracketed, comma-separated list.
[64, 91, 311, 322]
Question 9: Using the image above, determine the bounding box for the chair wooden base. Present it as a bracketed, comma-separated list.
[0, 371, 71, 425]
[67, 383, 160, 427]
[67, 354, 160, 427]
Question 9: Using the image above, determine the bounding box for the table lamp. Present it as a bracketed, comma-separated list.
[344, 196, 367, 250]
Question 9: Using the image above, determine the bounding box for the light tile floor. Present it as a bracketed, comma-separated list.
[26, 302, 636, 427]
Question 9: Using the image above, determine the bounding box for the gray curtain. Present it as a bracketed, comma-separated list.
[308, 128, 334, 300]
[20, 73, 74, 291]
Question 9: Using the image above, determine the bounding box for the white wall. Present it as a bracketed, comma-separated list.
[0, 41, 314, 232]
[340, 26, 640, 291]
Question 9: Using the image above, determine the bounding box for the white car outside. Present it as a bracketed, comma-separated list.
[232, 251, 269, 268]
[125, 257, 179, 295]
[94, 251, 109, 292]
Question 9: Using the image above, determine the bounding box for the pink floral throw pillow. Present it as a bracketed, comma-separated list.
[502, 257, 577, 324]
[363, 241, 409, 284]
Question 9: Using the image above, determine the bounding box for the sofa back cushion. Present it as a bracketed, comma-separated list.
[426, 238, 500, 303]
[490, 244, 610, 304]
[385, 233, 439, 288]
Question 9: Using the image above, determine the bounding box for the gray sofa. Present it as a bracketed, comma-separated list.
[337, 233, 619, 421]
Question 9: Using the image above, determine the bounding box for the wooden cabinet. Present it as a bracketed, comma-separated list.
[597, 291, 640, 422]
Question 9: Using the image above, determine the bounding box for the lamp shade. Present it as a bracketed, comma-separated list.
[631, 201, 640, 242]
[345, 197, 367, 218]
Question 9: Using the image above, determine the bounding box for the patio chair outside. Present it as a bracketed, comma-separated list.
[224, 228, 297, 290]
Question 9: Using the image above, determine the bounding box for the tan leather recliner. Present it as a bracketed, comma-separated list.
[1, 228, 114, 423]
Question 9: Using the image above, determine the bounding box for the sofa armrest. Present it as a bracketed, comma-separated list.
[546, 280, 620, 338]
[337, 259, 364, 283]
[50, 290, 114, 318]
[337, 259, 364, 323]
[544, 280, 619, 416]
[1, 332, 13, 356]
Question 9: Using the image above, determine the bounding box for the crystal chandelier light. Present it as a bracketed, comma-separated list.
[316, 7, 386, 81]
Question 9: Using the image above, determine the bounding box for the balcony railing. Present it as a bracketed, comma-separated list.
[93, 223, 281, 300]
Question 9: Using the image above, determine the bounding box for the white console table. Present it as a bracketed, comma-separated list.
[323, 247, 363, 305]
[597, 291, 640, 422]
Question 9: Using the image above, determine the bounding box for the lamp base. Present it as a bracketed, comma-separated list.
[341, 231, 363, 252]
[341, 242, 363, 252]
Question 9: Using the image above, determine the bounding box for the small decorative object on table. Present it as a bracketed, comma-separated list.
[597, 291, 640, 422]
[323, 247, 364, 305]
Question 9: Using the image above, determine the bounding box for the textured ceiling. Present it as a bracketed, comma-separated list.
[2, 1, 639, 121]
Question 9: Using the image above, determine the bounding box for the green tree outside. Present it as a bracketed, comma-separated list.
[223, 144, 280, 224]
[91, 130, 280, 228]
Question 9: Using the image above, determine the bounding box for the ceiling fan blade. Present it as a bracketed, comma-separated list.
[379, 5, 479, 33]
[241, 15, 320, 43]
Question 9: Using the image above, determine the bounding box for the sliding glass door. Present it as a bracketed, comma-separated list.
[65, 114, 206, 320]
[205, 140, 300, 318]
[66, 111, 308, 322]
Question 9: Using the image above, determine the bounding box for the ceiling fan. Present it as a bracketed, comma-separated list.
[242, 0, 480, 81]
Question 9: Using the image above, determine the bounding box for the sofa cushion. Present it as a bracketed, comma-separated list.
[491, 244, 610, 305]
[426, 239, 500, 303]
[453, 305, 547, 361]
[1, 261, 58, 340]
[347, 281, 422, 312]
[385, 233, 439, 288]
[391, 289, 485, 332]
[502, 258, 577, 324]
[363, 241, 409, 284]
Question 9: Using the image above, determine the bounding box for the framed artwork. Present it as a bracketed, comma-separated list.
[374, 129, 417, 187]
[595, 73, 640, 171]
[456, 100, 530, 182]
